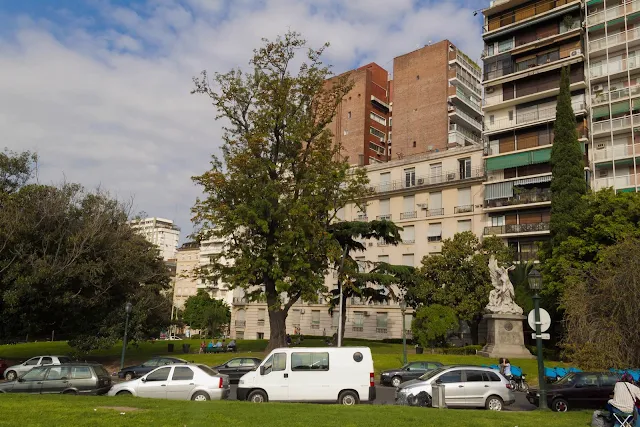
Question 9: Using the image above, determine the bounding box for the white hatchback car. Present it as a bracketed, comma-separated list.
[4, 355, 73, 382]
[108, 364, 230, 401]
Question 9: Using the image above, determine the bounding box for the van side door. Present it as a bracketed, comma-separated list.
[287, 351, 331, 402]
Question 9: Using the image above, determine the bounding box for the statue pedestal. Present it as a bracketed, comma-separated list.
[478, 314, 534, 359]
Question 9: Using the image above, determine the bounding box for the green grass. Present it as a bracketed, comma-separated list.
[0, 394, 591, 427]
[0, 339, 567, 385]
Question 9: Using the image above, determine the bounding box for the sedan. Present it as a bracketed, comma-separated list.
[109, 364, 230, 401]
[117, 357, 188, 381]
[213, 358, 261, 383]
[380, 361, 443, 387]
[527, 372, 618, 412]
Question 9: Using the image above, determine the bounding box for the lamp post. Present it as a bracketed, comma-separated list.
[120, 302, 133, 371]
[528, 268, 547, 410]
[399, 300, 407, 365]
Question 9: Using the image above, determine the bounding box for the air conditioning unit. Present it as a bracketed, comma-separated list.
[417, 203, 428, 209]
[596, 143, 605, 149]
[417, 178, 425, 185]
[447, 173, 456, 181]
[570, 48, 582, 57]
[486, 86, 495, 94]
[593, 84, 604, 92]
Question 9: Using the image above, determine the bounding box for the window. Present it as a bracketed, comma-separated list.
[379, 199, 390, 218]
[171, 367, 194, 381]
[491, 216, 505, 227]
[402, 225, 415, 243]
[465, 370, 485, 382]
[355, 256, 366, 272]
[389, 117, 392, 127]
[291, 352, 329, 371]
[227, 359, 242, 368]
[46, 366, 71, 380]
[576, 374, 599, 387]
[380, 172, 391, 191]
[600, 374, 619, 387]
[23, 367, 47, 381]
[428, 223, 442, 242]
[348, 111, 351, 119]
[370, 111, 386, 125]
[263, 352, 286, 374]
[459, 158, 472, 179]
[241, 358, 258, 367]
[402, 254, 415, 267]
[378, 255, 389, 264]
[403, 195, 415, 216]
[353, 312, 364, 327]
[438, 370, 462, 383]
[484, 371, 501, 382]
[143, 359, 160, 367]
[430, 163, 442, 180]
[370, 127, 386, 141]
[41, 357, 53, 365]
[376, 312, 388, 328]
[406, 362, 423, 371]
[404, 168, 416, 187]
[369, 142, 385, 155]
[146, 367, 171, 382]
[413, 141, 416, 148]
[458, 187, 471, 207]
[258, 309, 265, 322]
[58, 357, 72, 364]
[498, 38, 514, 53]
[457, 220, 472, 233]
[489, 115, 495, 125]
[429, 191, 442, 210]
[508, 110, 514, 121]
[71, 366, 92, 380]
[257, 332, 264, 339]
[25, 357, 40, 366]
[311, 310, 320, 326]
[332, 312, 339, 327]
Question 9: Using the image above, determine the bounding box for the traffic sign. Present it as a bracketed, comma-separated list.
[527, 308, 551, 332]
[531, 333, 550, 340]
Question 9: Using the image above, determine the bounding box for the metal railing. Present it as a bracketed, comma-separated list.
[484, 50, 578, 81]
[403, 239, 416, 244]
[453, 88, 483, 114]
[594, 174, 639, 191]
[593, 143, 640, 162]
[485, 188, 552, 208]
[587, 0, 640, 27]
[589, 27, 640, 53]
[592, 85, 640, 105]
[400, 211, 417, 220]
[449, 124, 482, 144]
[452, 71, 482, 97]
[454, 205, 474, 214]
[427, 235, 442, 242]
[376, 214, 392, 220]
[356, 215, 369, 221]
[485, 101, 585, 132]
[376, 327, 388, 334]
[233, 297, 248, 304]
[590, 57, 640, 79]
[486, 0, 577, 32]
[592, 113, 640, 135]
[426, 208, 444, 217]
[455, 54, 482, 79]
[369, 166, 485, 194]
[484, 222, 550, 235]
[452, 107, 483, 130]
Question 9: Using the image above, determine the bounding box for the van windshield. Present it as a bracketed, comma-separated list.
[419, 367, 446, 381]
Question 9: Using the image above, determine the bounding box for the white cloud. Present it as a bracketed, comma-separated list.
[0, 0, 485, 241]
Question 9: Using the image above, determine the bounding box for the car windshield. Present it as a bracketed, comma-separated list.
[555, 372, 577, 385]
[419, 367, 447, 381]
[198, 365, 218, 377]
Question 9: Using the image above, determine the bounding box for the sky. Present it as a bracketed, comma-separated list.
[0, 0, 489, 242]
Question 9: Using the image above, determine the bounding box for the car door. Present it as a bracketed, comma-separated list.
[405, 362, 427, 381]
[166, 366, 196, 400]
[573, 373, 601, 408]
[462, 370, 489, 406]
[12, 367, 48, 394]
[256, 352, 289, 401]
[598, 373, 618, 405]
[70, 366, 96, 392]
[41, 366, 72, 394]
[435, 369, 466, 407]
[40, 357, 53, 367]
[136, 367, 171, 399]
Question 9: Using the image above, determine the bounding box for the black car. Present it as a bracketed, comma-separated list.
[526, 372, 619, 412]
[0, 363, 112, 395]
[214, 358, 262, 383]
[380, 361, 443, 387]
[118, 357, 188, 381]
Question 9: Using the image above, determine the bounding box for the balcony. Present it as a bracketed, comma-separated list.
[454, 205, 474, 214]
[400, 211, 417, 220]
[593, 143, 640, 163]
[590, 57, 640, 80]
[233, 297, 248, 305]
[448, 124, 482, 146]
[369, 166, 485, 194]
[402, 239, 415, 245]
[592, 85, 640, 106]
[352, 326, 364, 332]
[449, 107, 483, 132]
[594, 174, 640, 191]
[592, 113, 640, 135]
[486, 0, 578, 33]
[451, 88, 483, 115]
[376, 214, 392, 220]
[484, 50, 582, 82]
[454, 53, 482, 79]
[426, 208, 444, 217]
[235, 320, 246, 328]
[450, 70, 482, 97]
[485, 101, 585, 133]
[376, 327, 388, 334]
[589, 27, 640, 54]
[485, 188, 552, 209]
[484, 222, 550, 236]
[587, 0, 640, 27]
[427, 235, 442, 242]
[356, 215, 369, 221]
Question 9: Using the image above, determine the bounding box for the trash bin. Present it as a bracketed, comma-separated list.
[431, 383, 446, 409]
[182, 343, 191, 354]
[168, 343, 174, 353]
[415, 346, 424, 354]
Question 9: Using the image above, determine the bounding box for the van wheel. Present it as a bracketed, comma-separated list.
[391, 376, 402, 387]
[485, 395, 503, 411]
[338, 390, 359, 406]
[248, 390, 267, 403]
[5, 371, 17, 382]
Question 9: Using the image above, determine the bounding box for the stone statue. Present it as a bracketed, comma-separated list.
[485, 255, 523, 315]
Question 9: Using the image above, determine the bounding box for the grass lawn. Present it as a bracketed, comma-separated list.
[0, 394, 591, 427]
[0, 339, 566, 385]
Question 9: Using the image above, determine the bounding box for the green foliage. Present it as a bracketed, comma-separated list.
[182, 291, 231, 339]
[509, 262, 535, 314]
[412, 304, 458, 347]
[191, 31, 369, 351]
[549, 66, 586, 247]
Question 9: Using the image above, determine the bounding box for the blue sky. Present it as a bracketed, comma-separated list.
[0, 0, 489, 241]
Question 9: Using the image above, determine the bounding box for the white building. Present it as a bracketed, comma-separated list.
[130, 217, 180, 260]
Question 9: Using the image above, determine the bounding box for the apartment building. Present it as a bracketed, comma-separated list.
[172, 242, 200, 309]
[329, 63, 391, 166]
[129, 217, 181, 260]
[198, 235, 238, 308]
[229, 146, 485, 341]
[392, 40, 484, 157]
[481, 0, 589, 262]
[586, 0, 640, 192]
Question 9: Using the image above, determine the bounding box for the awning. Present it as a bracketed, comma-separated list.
[485, 181, 514, 201]
[588, 23, 605, 32]
[512, 175, 552, 186]
[592, 105, 610, 119]
[530, 147, 552, 165]
[587, 0, 603, 5]
[608, 17, 625, 27]
[611, 101, 630, 116]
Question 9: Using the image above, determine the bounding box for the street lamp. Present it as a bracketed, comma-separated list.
[120, 302, 133, 371]
[528, 268, 547, 410]
[399, 300, 407, 365]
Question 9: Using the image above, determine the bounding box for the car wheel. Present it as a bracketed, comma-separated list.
[5, 371, 17, 382]
[509, 379, 517, 390]
[191, 391, 210, 401]
[338, 390, 359, 406]
[124, 372, 134, 381]
[485, 395, 504, 411]
[248, 390, 268, 403]
[116, 390, 132, 396]
[62, 389, 78, 395]
[552, 398, 569, 412]
[391, 376, 402, 388]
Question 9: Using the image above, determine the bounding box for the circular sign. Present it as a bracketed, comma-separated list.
[504, 322, 513, 331]
[527, 309, 551, 333]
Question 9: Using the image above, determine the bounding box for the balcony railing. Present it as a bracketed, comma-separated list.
[233, 297, 248, 304]
[484, 222, 550, 235]
[400, 211, 417, 220]
[484, 50, 579, 81]
[454, 205, 474, 214]
[485, 101, 585, 132]
[427, 235, 443, 242]
[449, 124, 482, 144]
[452, 71, 482, 97]
[426, 208, 444, 217]
[403, 239, 415, 244]
[592, 113, 640, 135]
[452, 88, 482, 114]
[369, 166, 485, 193]
[587, 0, 640, 27]
[594, 174, 640, 191]
[376, 214, 392, 220]
[451, 107, 483, 130]
[352, 326, 364, 332]
[590, 57, 640, 79]
[356, 215, 369, 221]
[485, 188, 552, 208]
[592, 85, 640, 105]
[486, 0, 577, 33]
[376, 327, 388, 334]
[455, 54, 482, 78]
[235, 320, 246, 327]
[593, 143, 640, 163]
[589, 27, 640, 53]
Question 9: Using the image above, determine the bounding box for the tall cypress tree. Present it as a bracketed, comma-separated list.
[549, 66, 586, 247]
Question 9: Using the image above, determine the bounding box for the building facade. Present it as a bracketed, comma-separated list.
[586, 0, 640, 192]
[129, 217, 181, 260]
[481, 0, 588, 262]
[392, 40, 483, 158]
[172, 242, 200, 309]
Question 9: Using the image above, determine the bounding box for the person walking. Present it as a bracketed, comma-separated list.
[199, 341, 205, 354]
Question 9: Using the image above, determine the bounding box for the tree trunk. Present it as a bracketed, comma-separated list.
[266, 309, 287, 352]
[339, 292, 347, 344]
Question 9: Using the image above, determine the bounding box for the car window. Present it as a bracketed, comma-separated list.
[24, 357, 40, 366]
[144, 359, 159, 367]
[484, 371, 501, 382]
[600, 374, 619, 387]
[41, 357, 53, 365]
[406, 362, 420, 371]
[241, 359, 257, 367]
[58, 357, 72, 364]
[465, 370, 485, 382]
[23, 367, 48, 381]
[160, 358, 175, 365]
[576, 374, 599, 387]
[146, 367, 171, 382]
[291, 352, 329, 371]
[427, 363, 440, 370]
[419, 367, 446, 381]
[71, 366, 93, 379]
[46, 366, 71, 380]
[555, 372, 577, 385]
[93, 366, 109, 377]
[438, 370, 463, 384]
[171, 367, 194, 381]
[262, 353, 286, 375]
[227, 359, 242, 368]
[198, 365, 218, 377]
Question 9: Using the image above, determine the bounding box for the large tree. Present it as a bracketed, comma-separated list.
[191, 32, 369, 351]
[182, 290, 231, 339]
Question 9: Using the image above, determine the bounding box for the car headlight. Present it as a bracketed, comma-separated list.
[536, 393, 540, 397]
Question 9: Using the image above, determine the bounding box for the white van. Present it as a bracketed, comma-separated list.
[237, 347, 375, 405]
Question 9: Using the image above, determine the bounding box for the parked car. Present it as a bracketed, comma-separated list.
[238, 347, 375, 405]
[380, 361, 443, 387]
[395, 366, 516, 411]
[117, 357, 188, 381]
[526, 371, 618, 412]
[0, 363, 112, 395]
[4, 355, 73, 382]
[108, 364, 230, 401]
[214, 358, 261, 383]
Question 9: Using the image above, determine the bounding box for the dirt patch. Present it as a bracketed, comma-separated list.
[97, 406, 143, 412]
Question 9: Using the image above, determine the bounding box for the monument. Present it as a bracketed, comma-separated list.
[478, 256, 534, 359]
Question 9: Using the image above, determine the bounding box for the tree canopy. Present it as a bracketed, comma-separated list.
[182, 290, 231, 339]
[412, 304, 458, 348]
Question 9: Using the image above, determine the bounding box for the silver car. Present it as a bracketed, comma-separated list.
[4, 355, 73, 382]
[108, 363, 230, 401]
[395, 365, 516, 411]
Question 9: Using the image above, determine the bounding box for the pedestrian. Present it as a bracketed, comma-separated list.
[199, 340, 205, 354]
[607, 373, 640, 425]
[286, 334, 291, 346]
[228, 339, 236, 352]
[498, 358, 505, 375]
[503, 359, 512, 378]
